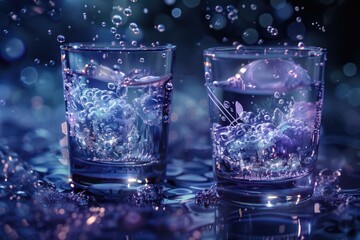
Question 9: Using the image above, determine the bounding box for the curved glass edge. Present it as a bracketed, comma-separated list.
[204, 46, 326, 58]
[60, 43, 176, 52]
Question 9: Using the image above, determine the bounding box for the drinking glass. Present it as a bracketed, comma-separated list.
[204, 46, 326, 207]
[61, 43, 175, 197]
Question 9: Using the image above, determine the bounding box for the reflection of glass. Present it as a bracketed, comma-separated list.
[204, 46, 326, 206]
[61, 43, 175, 197]
[215, 204, 312, 239]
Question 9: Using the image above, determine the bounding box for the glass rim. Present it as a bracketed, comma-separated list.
[60, 42, 176, 52]
[204, 45, 326, 57]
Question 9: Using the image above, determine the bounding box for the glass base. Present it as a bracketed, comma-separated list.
[70, 158, 166, 200]
[215, 173, 314, 208]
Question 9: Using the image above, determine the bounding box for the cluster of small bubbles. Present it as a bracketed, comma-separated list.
[155, 24, 166, 32]
[111, 15, 123, 27]
[123, 8, 132, 16]
[267, 26, 278, 36]
[195, 185, 219, 207]
[250, 4, 257, 10]
[56, 35, 65, 43]
[215, 6, 223, 13]
[312, 22, 326, 32]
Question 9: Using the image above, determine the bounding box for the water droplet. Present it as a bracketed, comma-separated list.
[139, 58, 145, 63]
[111, 15, 123, 27]
[123, 8, 132, 16]
[298, 42, 305, 49]
[215, 5, 223, 13]
[57, 35, 65, 43]
[250, 4, 257, 10]
[155, 24, 165, 32]
[48, 29, 52, 35]
[129, 22, 138, 30]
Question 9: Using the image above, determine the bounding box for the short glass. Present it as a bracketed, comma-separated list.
[204, 46, 326, 207]
[60, 43, 175, 196]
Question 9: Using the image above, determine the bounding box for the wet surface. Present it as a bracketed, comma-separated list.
[1, 129, 360, 240]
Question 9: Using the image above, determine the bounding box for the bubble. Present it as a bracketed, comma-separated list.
[259, 13, 273, 28]
[296, 17, 302, 22]
[0, 99, 5, 106]
[107, 83, 116, 90]
[267, 26, 278, 36]
[34, 58, 40, 64]
[155, 24, 165, 32]
[205, 14, 211, 20]
[139, 58, 145, 63]
[115, 33, 121, 39]
[47, 29, 52, 35]
[297, 42, 305, 49]
[20, 66, 38, 85]
[143, 8, 149, 14]
[264, 114, 270, 121]
[49, 60, 55, 66]
[274, 92, 280, 98]
[279, 99, 284, 104]
[215, 6, 223, 13]
[3, 29, 8, 35]
[161, 53, 166, 58]
[101, 21, 106, 27]
[111, 15, 123, 26]
[223, 101, 230, 108]
[227, 11, 238, 21]
[117, 59, 123, 64]
[131, 40, 137, 46]
[83, 12, 87, 20]
[166, 82, 173, 91]
[250, 4, 257, 10]
[294, 6, 300, 11]
[210, 14, 227, 30]
[171, 8, 182, 18]
[129, 22, 138, 30]
[56, 35, 65, 43]
[123, 8, 132, 16]
[242, 28, 259, 44]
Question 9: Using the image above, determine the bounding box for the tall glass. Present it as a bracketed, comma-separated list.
[204, 46, 326, 207]
[61, 43, 175, 196]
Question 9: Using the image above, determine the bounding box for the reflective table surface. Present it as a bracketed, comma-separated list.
[1, 125, 360, 240]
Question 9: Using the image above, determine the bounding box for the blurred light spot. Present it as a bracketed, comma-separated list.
[287, 21, 306, 41]
[335, 83, 349, 99]
[20, 66, 38, 85]
[259, 13, 273, 28]
[1, 38, 25, 61]
[345, 110, 360, 135]
[270, 0, 287, 9]
[275, 2, 293, 21]
[183, 0, 200, 8]
[210, 14, 227, 30]
[172, 8, 182, 18]
[164, 0, 176, 5]
[343, 62, 357, 77]
[347, 88, 360, 106]
[0, 84, 11, 100]
[330, 70, 343, 83]
[242, 28, 259, 44]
